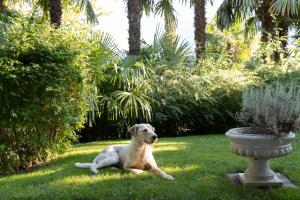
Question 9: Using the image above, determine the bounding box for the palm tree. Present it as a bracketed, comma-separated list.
[127, 0, 143, 55]
[49, 0, 62, 27]
[216, 0, 300, 43]
[154, 0, 207, 61]
[155, 0, 177, 39]
[271, 0, 300, 47]
[179, 0, 208, 61]
[1, 0, 98, 27]
[48, 0, 99, 27]
[127, 0, 178, 55]
[255, 0, 276, 43]
[216, 0, 300, 59]
[194, 0, 206, 60]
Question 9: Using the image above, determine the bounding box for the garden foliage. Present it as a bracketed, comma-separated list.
[0, 17, 94, 174]
[80, 32, 259, 140]
[81, 28, 300, 141]
[1, 14, 300, 174]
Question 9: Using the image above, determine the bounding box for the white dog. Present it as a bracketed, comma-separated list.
[75, 124, 174, 180]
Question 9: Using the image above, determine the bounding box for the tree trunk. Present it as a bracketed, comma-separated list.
[278, 21, 289, 55]
[49, 0, 62, 27]
[127, 0, 142, 55]
[256, 0, 275, 43]
[194, 0, 206, 61]
[164, 14, 177, 40]
[164, 0, 176, 40]
[256, 0, 278, 61]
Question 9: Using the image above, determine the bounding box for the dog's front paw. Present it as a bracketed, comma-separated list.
[163, 174, 175, 180]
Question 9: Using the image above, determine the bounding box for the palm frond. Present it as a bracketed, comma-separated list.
[90, 31, 122, 67]
[74, 0, 98, 24]
[155, 0, 177, 25]
[91, 31, 121, 56]
[216, 0, 256, 30]
[244, 16, 261, 39]
[160, 35, 191, 65]
[23, 0, 49, 14]
[142, 0, 155, 16]
[111, 90, 153, 121]
[141, 28, 191, 67]
[112, 55, 153, 93]
[270, 0, 299, 16]
[98, 95, 124, 121]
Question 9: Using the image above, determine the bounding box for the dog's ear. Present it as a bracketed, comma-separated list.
[130, 124, 138, 137]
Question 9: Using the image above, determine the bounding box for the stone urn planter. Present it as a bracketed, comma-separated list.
[226, 127, 295, 187]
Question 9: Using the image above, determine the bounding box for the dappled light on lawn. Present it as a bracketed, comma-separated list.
[163, 164, 201, 173]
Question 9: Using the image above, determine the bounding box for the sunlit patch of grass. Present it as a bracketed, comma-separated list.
[154, 143, 183, 152]
[163, 164, 200, 173]
[1, 134, 300, 200]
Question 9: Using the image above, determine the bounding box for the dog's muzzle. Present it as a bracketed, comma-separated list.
[146, 135, 158, 144]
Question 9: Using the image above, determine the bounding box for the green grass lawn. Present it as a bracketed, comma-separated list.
[1, 133, 300, 200]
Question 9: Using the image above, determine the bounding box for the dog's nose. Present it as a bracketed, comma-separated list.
[152, 135, 157, 140]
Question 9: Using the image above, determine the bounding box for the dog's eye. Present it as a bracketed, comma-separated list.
[143, 129, 147, 133]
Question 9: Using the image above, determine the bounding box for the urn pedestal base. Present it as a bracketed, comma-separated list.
[227, 173, 296, 188]
[237, 157, 283, 187]
[238, 173, 283, 187]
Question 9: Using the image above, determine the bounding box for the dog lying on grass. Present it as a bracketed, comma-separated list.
[75, 123, 174, 180]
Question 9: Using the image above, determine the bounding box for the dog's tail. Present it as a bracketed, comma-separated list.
[74, 163, 92, 168]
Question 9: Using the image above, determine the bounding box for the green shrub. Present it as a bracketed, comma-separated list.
[81, 54, 156, 141]
[79, 33, 261, 139]
[151, 55, 259, 135]
[0, 17, 93, 174]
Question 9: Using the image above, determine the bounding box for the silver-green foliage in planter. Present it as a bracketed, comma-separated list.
[239, 82, 300, 134]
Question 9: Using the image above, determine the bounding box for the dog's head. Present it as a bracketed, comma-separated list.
[130, 124, 158, 144]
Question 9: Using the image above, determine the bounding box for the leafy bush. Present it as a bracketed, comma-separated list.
[239, 82, 300, 134]
[0, 17, 93, 174]
[79, 25, 300, 141]
[79, 32, 260, 140]
[151, 56, 258, 135]
[81, 54, 157, 141]
[244, 35, 300, 83]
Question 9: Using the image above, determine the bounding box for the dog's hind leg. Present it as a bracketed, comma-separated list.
[91, 151, 120, 174]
